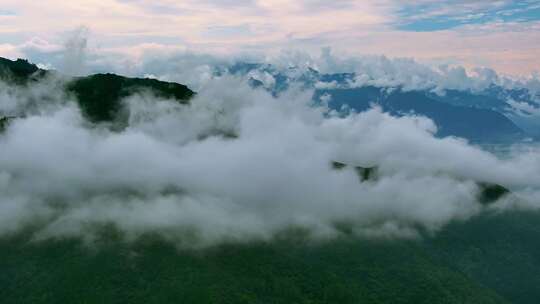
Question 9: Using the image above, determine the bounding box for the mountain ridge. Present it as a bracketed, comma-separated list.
[0, 57, 194, 124]
[1, 57, 532, 142]
[229, 62, 531, 142]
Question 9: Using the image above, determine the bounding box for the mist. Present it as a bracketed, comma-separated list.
[1, 74, 539, 248]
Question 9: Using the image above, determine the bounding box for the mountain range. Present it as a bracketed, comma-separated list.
[229, 62, 539, 143]
[3, 57, 540, 143]
[1, 57, 540, 303]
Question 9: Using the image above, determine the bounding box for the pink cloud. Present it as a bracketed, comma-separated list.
[0, 0, 538, 76]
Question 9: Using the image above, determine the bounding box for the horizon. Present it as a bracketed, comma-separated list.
[0, 1, 539, 76]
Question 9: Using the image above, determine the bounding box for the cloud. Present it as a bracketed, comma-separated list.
[120, 46, 536, 96]
[61, 26, 89, 76]
[1, 75, 540, 247]
[5, 32, 538, 101]
[1, 1, 539, 75]
[508, 99, 540, 117]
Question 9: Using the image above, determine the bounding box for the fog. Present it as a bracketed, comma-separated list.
[1, 75, 539, 247]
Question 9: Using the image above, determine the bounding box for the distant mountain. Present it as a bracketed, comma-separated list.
[1, 57, 533, 142]
[229, 62, 532, 143]
[316, 87, 525, 142]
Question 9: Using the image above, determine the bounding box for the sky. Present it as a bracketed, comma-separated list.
[0, 0, 539, 76]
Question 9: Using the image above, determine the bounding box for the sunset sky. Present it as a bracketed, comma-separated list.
[1, 0, 539, 75]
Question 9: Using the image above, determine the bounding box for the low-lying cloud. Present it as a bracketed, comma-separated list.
[1, 75, 539, 247]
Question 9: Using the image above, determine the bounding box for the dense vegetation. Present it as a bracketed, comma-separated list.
[0, 57, 194, 125]
[0, 57, 49, 83]
[66, 74, 194, 123]
[0, 116, 12, 132]
[3, 211, 540, 303]
[425, 211, 540, 304]
[0, 231, 508, 304]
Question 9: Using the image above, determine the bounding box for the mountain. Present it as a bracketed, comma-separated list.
[1, 57, 532, 142]
[424, 210, 540, 304]
[3, 197, 538, 303]
[0, 57, 194, 125]
[0, 57, 49, 83]
[4, 211, 540, 304]
[66, 73, 194, 123]
[229, 62, 531, 142]
[0, 231, 508, 304]
[2, 57, 540, 303]
[316, 87, 525, 142]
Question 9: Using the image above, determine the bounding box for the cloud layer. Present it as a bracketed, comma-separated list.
[1, 75, 540, 247]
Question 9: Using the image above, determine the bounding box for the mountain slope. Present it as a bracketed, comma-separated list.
[0, 57, 529, 141]
[0, 57, 49, 83]
[229, 62, 528, 142]
[0, 233, 508, 304]
[0, 57, 194, 124]
[66, 73, 194, 123]
[425, 210, 540, 304]
[316, 87, 525, 142]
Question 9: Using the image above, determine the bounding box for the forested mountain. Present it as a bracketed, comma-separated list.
[1, 57, 540, 304]
[0, 57, 194, 124]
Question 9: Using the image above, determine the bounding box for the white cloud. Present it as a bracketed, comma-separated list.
[1, 76, 539, 247]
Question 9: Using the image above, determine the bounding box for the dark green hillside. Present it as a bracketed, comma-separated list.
[0, 57, 195, 124]
[6, 211, 540, 303]
[0, 233, 507, 304]
[0, 116, 14, 132]
[0, 57, 49, 83]
[425, 211, 540, 304]
[66, 74, 194, 123]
